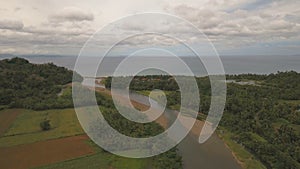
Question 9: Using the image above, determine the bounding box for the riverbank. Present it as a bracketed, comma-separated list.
[217, 127, 266, 169]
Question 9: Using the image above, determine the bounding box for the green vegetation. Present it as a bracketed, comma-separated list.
[40, 120, 51, 131]
[105, 71, 300, 169]
[0, 57, 83, 110]
[222, 72, 300, 169]
[217, 127, 267, 169]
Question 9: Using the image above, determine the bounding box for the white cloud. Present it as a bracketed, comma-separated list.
[48, 7, 94, 23]
[167, 2, 300, 45]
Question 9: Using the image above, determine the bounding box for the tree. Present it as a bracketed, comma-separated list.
[40, 120, 51, 131]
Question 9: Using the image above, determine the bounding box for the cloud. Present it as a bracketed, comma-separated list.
[14, 7, 21, 12]
[48, 7, 94, 23]
[0, 0, 299, 55]
[22, 23, 94, 36]
[0, 19, 23, 30]
[166, 2, 300, 45]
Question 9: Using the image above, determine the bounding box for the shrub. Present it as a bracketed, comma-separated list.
[40, 120, 51, 131]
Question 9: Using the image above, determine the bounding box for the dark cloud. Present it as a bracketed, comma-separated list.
[0, 19, 24, 30]
[14, 7, 21, 12]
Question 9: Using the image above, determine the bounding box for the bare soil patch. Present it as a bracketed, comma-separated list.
[0, 109, 22, 136]
[0, 135, 94, 169]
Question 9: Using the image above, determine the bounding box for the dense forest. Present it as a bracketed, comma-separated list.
[104, 71, 300, 169]
[223, 72, 300, 169]
[0, 57, 83, 110]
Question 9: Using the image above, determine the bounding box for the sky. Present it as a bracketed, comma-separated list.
[0, 0, 299, 56]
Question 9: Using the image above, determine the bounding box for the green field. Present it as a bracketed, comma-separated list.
[0, 108, 83, 147]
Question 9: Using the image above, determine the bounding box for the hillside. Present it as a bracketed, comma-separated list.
[0, 57, 83, 110]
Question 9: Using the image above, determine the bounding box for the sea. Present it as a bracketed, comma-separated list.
[1, 55, 299, 77]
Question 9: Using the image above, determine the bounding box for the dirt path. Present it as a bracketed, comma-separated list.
[0, 109, 22, 136]
[0, 135, 94, 169]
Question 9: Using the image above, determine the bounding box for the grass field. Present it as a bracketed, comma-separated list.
[0, 108, 84, 147]
[217, 127, 266, 169]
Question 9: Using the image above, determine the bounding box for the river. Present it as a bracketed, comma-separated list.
[128, 91, 242, 169]
[89, 80, 242, 169]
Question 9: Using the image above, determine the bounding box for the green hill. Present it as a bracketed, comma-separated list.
[0, 57, 83, 110]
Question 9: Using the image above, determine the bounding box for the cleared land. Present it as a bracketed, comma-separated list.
[0, 109, 22, 136]
[36, 140, 150, 169]
[0, 135, 94, 169]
